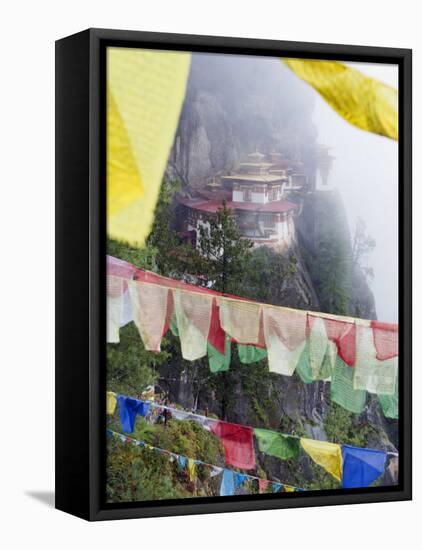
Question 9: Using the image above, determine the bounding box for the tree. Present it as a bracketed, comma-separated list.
[352, 217, 376, 281]
[196, 201, 253, 294]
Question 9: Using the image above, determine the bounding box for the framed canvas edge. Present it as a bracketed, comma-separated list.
[57, 28, 412, 521]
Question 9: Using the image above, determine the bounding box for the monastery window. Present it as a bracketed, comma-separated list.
[243, 188, 252, 202]
[270, 187, 278, 201]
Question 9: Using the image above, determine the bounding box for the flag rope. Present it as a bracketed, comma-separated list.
[107, 428, 305, 493]
[108, 391, 398, 458]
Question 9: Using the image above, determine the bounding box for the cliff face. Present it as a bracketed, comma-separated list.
[166, 53, 319, 187]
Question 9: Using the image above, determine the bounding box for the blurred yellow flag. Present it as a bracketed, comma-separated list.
[107, 48, 191, 246]
[300, 438, 343, 481]
[283, 58, 398, 140]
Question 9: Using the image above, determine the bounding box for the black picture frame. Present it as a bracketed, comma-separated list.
[55, 28, 412, 521]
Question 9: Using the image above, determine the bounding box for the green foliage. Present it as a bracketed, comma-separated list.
[324, 403, 373, 447]
[106, 417, 225, 502]
[107, 323, 170, 396]
[242, 246, 298, 305]
[302, 192, 352, 315]
[107, 237, 157, 271]
[197, 201, 253, 294]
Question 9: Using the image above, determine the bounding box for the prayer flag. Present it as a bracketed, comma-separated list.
[342, 445, 387, 488]
[371, 321, 398, 360]
[174, 289, 213, 360]
[107, 48, 191, 246]
[116, 395, 150, 433]
[300, 438, 342, 482]
[106, 391, 117, 415]
[331, 355, 367, 414]
[323, 316, 356, 367]
[219, 297, 261, 345]
[237, 344, 267, 364]
[283, 58, 398, 140]
[178, 456, 187, 469]
[107, 276, 124, 343]
[234, 473, 248, 489]
[259, 479, 270, 494]
[220, 469, 235, 496]
[263, 306, 307, 376]
[211, 421, 256, 470]
[354, 324, 398, 395]
[187, 458, 196, 482]
[128, 280, 169, 351]
[254, 428, 301, 460]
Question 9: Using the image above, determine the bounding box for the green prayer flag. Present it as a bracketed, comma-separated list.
[331, 355, 367, 414]
[378, 380, 398, 419]
[254, 428, 301, 460]
[207, 339, 231, 373]
[238, 344, 267, 364]
[296, 340, 313, 383]
[170, 313, 179, 337]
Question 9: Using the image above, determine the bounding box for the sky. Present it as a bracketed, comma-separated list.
[311, 62, 399, 323]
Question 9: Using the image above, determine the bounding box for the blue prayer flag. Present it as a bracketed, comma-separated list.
[342, 445, 387, 488]
[117, 395, 151, 433]
[220, 469, 235, 496]
[178, 456, 187, 469]
[234, 472, 247, 488]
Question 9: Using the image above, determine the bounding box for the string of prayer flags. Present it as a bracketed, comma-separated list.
[110, 393, 396, 485]
[263, 307, 307, 375]
[107, 255, 399, 419]
[300, 438, 343, 482]
[211, 421, 256, 470]
[254, 428, 301, 460]
[107, 391, 117, 415]
[342, 445, 387, 488]
[282, 58, 398, 140]
[116, 395, 151, 433]
[173, 289, 213, 360]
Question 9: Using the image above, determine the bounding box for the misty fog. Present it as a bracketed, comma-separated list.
[311, 62, 398, 322]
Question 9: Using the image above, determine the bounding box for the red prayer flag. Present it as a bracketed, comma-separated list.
[308, 314, 356, 367]
[211, 420, 256, 470]
[259, 479, 270, 494]
[371, 321, 399, 360]
[208, 299, 226, 354]
[324, 317, 356, 367]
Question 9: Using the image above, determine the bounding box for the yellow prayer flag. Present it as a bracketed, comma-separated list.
[283, 58, 398, 140]
[300, 438, 343, 482]
[106, 391, 117, 415]
[187, 458, 196, 482]
[284, 485, 295, 492]
[107, 48, 191, 246]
